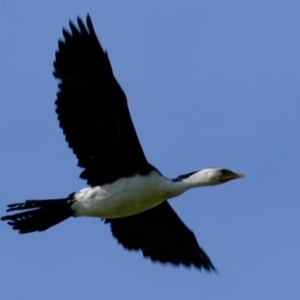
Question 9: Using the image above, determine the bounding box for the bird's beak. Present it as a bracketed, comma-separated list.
[220, 173, 245, 183]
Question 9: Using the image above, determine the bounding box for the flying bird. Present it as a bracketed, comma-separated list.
[1, 15, 244, 272]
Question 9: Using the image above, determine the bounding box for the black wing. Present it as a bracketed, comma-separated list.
[54, 16, 154, 186]
[105, 202, 215, 271]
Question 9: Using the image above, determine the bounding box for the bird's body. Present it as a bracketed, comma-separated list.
[73, 170, 176, 218]
[1, 15, 244, 272]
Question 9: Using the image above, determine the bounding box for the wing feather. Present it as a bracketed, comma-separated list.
[105, 202, 215, 271]
[54, 16, 154, 186]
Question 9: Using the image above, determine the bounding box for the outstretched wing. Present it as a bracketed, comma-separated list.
[105, 202, 215, 271]
[54, 16, 154, 186]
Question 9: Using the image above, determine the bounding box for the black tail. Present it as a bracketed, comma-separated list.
[1, 197, 76, 234]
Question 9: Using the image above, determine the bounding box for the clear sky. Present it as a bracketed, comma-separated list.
[1, 1, 299, 299]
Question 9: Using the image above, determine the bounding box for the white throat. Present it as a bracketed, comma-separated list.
[180, 169, 221, 188]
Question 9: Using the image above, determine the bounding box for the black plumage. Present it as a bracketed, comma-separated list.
[54, 16, 154, 186]
[105, 202, 215, 271]
[1, 198, 75, 233]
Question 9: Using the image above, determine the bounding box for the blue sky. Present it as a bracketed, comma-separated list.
[1, 1, 300, 299]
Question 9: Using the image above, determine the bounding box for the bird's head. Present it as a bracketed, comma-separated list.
[179, 168, 245, 187]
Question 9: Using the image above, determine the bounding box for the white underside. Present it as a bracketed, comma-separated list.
[71, 170, 188, 218]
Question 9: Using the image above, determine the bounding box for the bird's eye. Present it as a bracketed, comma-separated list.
[221, 169, 233, 175]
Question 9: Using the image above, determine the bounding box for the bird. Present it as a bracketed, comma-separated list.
[1, 15, 244, 272]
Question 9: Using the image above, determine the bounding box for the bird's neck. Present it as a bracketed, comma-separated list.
[181, 171, 216, 187]
[167, 171, 216, 198]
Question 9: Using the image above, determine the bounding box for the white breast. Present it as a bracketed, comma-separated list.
[71, 171, 182, 218]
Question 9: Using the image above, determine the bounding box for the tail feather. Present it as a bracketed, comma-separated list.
[1, 197, 75, 234]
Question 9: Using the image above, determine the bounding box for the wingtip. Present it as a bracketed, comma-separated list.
[208, 263, 218, 273]
[195, 261, 217, 273]
[86, 14, 92, 24]
[86, 14, 94, 33]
